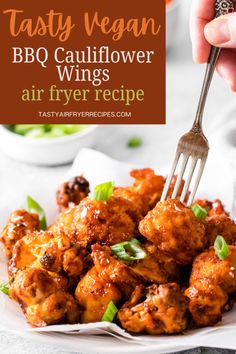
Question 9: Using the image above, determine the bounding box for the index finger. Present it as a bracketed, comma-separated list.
[190, 0, 216, 63]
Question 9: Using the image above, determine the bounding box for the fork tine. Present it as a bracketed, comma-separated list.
[187, 159, 206, 207]
[171, 155, 189, 199]
[161, 152, 180, 202]
[180, 157, 198, 203]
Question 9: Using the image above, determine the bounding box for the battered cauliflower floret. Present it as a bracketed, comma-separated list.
[113, 187, 149, 217]
[1, 210, 39, 258]
[75, 267, 121, 323]
[56, 176, 90, 212]
[185, 246, 236, 327]
[139, 199, 207, 265]
[131, 169, 164, 206]
[9, 230, 70, 274]
[185, 280, 228, 327]
[205, 215, 236, 246]
[114, 168, 164, 214]
[10, 230, 87, 278]
[192, 199, 236, 246]
[118, 283, 188, 334]
[91, 244, 141, 298]
[52, 196, 141, 247]
[10, 268, 80, 327]
[131, 242, 180, 283]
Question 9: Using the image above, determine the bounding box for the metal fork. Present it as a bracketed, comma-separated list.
[161, 0, 234, 207]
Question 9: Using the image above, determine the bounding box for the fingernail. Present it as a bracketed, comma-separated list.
[205, 19, 230, 45]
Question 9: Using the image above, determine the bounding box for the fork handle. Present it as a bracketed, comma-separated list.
[191, 0, 234, 133]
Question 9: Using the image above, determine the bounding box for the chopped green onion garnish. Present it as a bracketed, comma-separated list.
[191, 204, 208, 219]
[0, 281, 9, 296]
[102, 301, 118, 322]
[25, 127, 46, 138]
[90, 182, 114, 201]
[127, 136, 142, 148]
[13, 124, 44, 135]
[111, 238, 146, 262]
[10, 124, 89, 139]
[27, 196, 47, 230]
[214, 235, 229, 261]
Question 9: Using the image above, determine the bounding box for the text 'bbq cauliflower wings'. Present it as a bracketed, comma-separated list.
[56, 176, 90, 212]
[118, 283, 188, 334]
[139, 199, 207, 265]
[185, 246, 236, 327]
[1, 210, 39, 258]
[10, 268, 80, 327]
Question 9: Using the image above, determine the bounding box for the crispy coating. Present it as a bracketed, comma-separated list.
[139, 199, 207, 265]
[114, 168, 164, 214]
[118, 283, 188, 334]
[185, 246, 236, 327]
[185, 280, 228, 327]
[9, 230, 70, 274]
[205, 214, 236, 246]
[1, 210, 39, 258]
[188, 247, 236, 293]
[56, 176, 90, 212]
[131, 242, 180, 283]
[52, 196, 140, 247]
[192, 199, 236, 246]
[130, 169, 164, 208]
[91, 244, 140, 298]
[62, 247, 88, 278]
[10, 230, 87, 278]
[113, 187, 149, 217]
[75, 267, 121, 323]
[10, 268, 80, 327]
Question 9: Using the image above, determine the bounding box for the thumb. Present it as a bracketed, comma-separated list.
[204, 12, 236, 48]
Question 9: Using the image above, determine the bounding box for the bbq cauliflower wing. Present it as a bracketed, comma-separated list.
[1, 210, 39, 258]
[10, 268, 80, 327]
[185, 246, 236, 327]
[139, 199, 206, 264]
[118, 283, 188, 334]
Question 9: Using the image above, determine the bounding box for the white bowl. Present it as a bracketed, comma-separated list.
[0, 125, 99, 166]
[166, 0, 181, 50]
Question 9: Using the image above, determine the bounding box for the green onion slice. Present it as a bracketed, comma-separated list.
[90, 182, 114, 201]
[127, 136, 142, 148]
[11, 124, 88, 139]
[0, 281, 9, 296]
[102, 301, 118, 322]
[191, 204, 208, 219]
[27, 196, 47, 230]
[214, 235, 229, 261]
[111, 238, 146, 262]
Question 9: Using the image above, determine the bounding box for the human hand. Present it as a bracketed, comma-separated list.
[190, 0, 236, 91]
